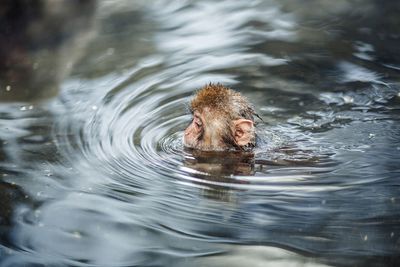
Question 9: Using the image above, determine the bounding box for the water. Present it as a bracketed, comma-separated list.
[1, 0, 400, 266]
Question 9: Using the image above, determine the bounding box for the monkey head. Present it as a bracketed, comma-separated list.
[184, 83, 256, 151]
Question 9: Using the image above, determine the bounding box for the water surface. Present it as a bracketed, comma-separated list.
[0, 1, 399, 266]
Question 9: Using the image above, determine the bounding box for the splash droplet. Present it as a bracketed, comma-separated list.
[342, 95, 354, 104]
[72, 231, 82, 239]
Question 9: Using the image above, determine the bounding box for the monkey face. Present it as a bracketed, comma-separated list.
[183, 110, 228, 151]
[183, 108, 255, 151]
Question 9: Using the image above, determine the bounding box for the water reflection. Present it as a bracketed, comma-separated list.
[184, 149, 255, 176]
[0, 0, 400, 266]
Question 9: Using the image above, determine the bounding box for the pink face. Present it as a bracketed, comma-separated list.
[184, 106, 255, 151]
[183, 110, 227, 151]
[184, 111, 203, 148]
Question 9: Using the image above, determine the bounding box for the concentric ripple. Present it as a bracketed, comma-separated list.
[55, 78, 191, 187]
[53, 69, 335, 198]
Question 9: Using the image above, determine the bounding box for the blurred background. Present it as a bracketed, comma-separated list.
[0, 0, 399, 266]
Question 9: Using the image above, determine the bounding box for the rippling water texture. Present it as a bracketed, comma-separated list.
[1, 1, 400, 266]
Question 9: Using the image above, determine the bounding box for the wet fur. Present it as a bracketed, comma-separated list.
[189, 83, 256, 150]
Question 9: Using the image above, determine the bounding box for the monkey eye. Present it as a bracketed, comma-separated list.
[193, 117, 203, 129]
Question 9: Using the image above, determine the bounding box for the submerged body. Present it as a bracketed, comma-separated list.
[184, 84, 257, 151]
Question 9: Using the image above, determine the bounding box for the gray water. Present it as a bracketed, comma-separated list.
[0, 1, 400, 266]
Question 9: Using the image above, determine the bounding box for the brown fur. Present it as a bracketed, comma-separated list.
[190, 83, 255, 122]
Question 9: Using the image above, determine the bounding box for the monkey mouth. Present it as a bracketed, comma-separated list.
[182, 135, 198, 149]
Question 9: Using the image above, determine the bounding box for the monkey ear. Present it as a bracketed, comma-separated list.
[233, 119, 254, 146]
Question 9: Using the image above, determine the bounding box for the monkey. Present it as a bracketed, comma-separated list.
[184, 83, 258, 151]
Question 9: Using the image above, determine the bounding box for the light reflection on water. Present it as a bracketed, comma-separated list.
[1, 0, 400, 266]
